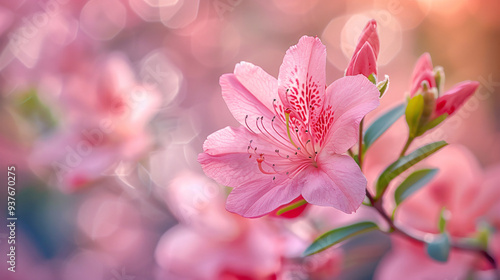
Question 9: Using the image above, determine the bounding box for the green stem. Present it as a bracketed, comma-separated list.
[347, 148, 355, 158]
[399, 136, 414, 157]
[364, 189, 498, 271]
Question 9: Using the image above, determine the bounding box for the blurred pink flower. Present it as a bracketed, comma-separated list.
[409, 53, 479, 118]
[345, 19, 379, 78]
[155, 172, 283, 280]
[375, 145, 500, 279]
[30, 54, 160, 191]
[156, 172, 345, 280]
[199, 36, 380, 218]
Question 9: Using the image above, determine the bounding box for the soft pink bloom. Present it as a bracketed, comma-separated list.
[156, 172, 345, 280]
[409, 53, 480, 119]
[155, 172, 283, 280]
[345, 19, 379, 78]
[375, 145, 500, 280]
[30, 54, 160, 191]
[198, 36, 380, 218]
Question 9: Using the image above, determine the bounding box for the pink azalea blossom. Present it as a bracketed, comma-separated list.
[30, 54, 160, 191]
[198, 36, 380, 218]
[375, 145, 500, 280]
[156, 172, 345, 280]
[345, 19, 379, 78]
[155, 172, 283, 280]
[410, 53, 479, 119]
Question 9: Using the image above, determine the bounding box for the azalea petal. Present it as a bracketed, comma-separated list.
[226, 175, 302, 218]
[345, 42, 377, 78]
[321, 75, 380, 154]
[410, 53, 434, 86]
[434, 81, 479, 117]
[277, 36, 326, 126]
[198, 127, 287, 188]
[234, 61, 278, 112]
[352, 19, 379, 60]
[199, 126, 278, 187]
[300, 154, 366, 214]
[220, 73, 278, 133]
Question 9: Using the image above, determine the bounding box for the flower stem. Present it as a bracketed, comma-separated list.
[358, 118, 364, 170]
[364, 189, 498, 271]
[347, 148, 355, 158]
[399, 136, 414, 157]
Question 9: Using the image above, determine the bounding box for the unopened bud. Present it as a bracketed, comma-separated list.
[433, 66, 445, 95]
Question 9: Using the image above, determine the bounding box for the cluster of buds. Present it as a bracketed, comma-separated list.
[405, 53, 479, 138]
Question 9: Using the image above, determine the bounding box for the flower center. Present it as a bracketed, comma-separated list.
[244, 107, 319, 180]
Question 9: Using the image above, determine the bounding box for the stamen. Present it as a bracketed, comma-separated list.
[244, 115, 257, 134]
[256, 156, 275, 175]
[257, 116, 290, 148]
[285, 109, 299, 149]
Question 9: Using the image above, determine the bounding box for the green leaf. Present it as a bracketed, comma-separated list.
[394, 168, 439, 206]
[376, 141, 447, 198]
[13, 90, 57, 133]
[418, 113, 448, 136]
[364, 103, 405, 150]
[438, 207, 449, 233]
[405, 94, 424, 138]
[426, 233, 450, 262]
[303, 222, 379, 256]
[368, 73, 377, 84]
[377, 75, 390, 98]
[276, 199, 307, 216]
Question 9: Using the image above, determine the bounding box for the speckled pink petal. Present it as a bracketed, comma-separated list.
[321, 75, 380, 154]
[277, 36, 326, 126]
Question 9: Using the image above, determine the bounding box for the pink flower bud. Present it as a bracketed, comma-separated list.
[345, 19, 379, 78]
[410, 53, 436, 97]
[434, 81, 480, 117]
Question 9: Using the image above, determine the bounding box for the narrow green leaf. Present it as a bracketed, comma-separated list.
[418, 113, 448, 136]
[377, 75, 390, 98]
[405, 94, 424, 138]
[364, 103, 405, 150]
[276, 199, 307, 216]
[394, 168, 439, 206]
[376, 141, 447, 198]
[426, 233, 450, 262]
[303, 222, 379, 256]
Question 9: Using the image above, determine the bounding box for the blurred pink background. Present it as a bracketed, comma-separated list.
[1, 0, 500, 279]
